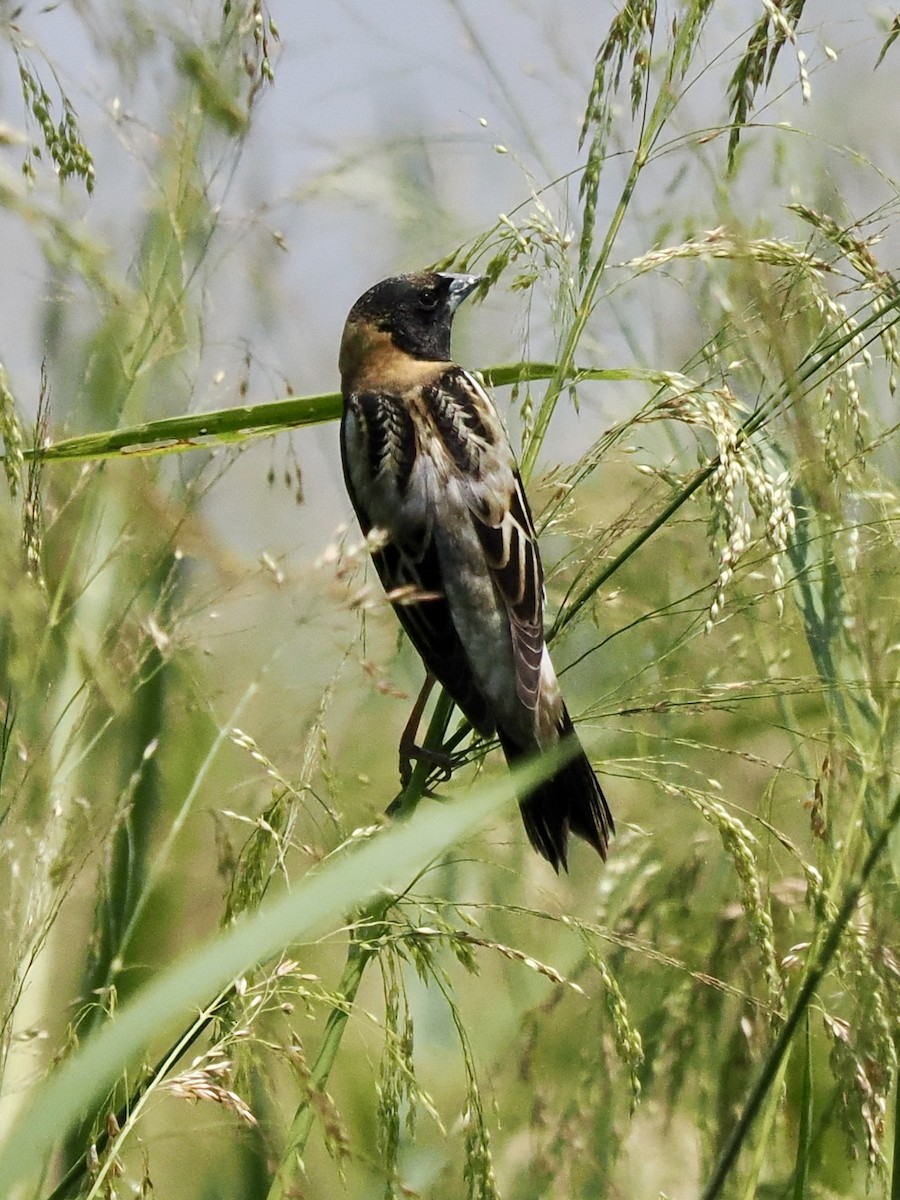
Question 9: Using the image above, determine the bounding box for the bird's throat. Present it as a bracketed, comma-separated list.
[340, 319, 450, 394]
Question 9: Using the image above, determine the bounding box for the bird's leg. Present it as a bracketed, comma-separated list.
[398, 673, 454, 786]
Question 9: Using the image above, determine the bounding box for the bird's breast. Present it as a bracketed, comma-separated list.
[342, 393, 433, 536]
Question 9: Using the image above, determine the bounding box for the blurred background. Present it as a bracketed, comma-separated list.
[1, 2, 899, 1197]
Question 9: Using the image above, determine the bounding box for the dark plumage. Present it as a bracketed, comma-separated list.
[339, 270, 613, 870]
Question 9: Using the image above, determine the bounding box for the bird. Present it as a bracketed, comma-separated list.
[338, 270, 613, 871]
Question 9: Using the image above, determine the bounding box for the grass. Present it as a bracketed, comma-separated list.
[1, 2, 899, 1198]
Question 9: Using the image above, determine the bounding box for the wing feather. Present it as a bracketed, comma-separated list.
[370, 535, 494, 736]
[433, 370, 546, 713]
[340, 402, 493, 735]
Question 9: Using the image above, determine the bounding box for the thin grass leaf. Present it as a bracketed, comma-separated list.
[874, 15, 900, 70]
[700, 789, 900, 1200]
[792, 1012, 813, 1200]
[0, 768, 529, 1197]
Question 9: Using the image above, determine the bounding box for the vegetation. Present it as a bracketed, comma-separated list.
[0, 2, 898, 1197]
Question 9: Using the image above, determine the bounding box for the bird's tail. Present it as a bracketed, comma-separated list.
[498, 707, 613, 872]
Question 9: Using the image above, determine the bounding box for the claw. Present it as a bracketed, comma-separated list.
[401, 742, 454, 785]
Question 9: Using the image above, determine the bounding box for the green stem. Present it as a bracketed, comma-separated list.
[265, 927, 381, 1200]
[520, 7, 706, 482]
[700, 789, 900, 1200]
[44, 1000, 224, 1200]
[553, 286, 900, 635]
[390, 686, 457, 818]
[265, 692, 454, 1198]
[15, 364, 564, 466]
[551, 465, 710, 638]
[892, 1040, 900, 1200]
[791, 1014, 813, 1200]
[42, 687, 453, 1200]
[520, 150, 645, 482]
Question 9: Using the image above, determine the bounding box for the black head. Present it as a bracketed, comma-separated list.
[344, 271, 484, 362]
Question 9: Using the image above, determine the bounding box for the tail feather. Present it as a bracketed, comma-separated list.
[498, 708, 613, 873]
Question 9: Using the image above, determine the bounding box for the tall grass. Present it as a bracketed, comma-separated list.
[0, 2, 899, 1198]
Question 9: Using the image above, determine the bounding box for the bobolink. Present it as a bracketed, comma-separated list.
[339, 271, 613, 871]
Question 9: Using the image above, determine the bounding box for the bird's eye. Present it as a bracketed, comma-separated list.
[418, 288, 439, 311]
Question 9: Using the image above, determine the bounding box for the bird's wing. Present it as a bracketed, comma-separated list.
[370, 535, 494, 735]
[472, 465, 545, 711]
[429, 368, 545, 714]
[339, 401, 493, 735]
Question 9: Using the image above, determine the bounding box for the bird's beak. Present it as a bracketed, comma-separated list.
[439, 273, 486, 312]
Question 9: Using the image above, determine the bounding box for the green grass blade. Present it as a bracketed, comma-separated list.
[701, 790, 900, 1200]
[14, 363, 662, 466]
[0, 768, 530, 1196]
[792, 1013, 814, 1200]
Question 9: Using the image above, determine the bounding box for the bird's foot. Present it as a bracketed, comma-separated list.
[398, 739, 455, 788]
[388, 741, 455, 817]
[397, 673, 449, 788]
